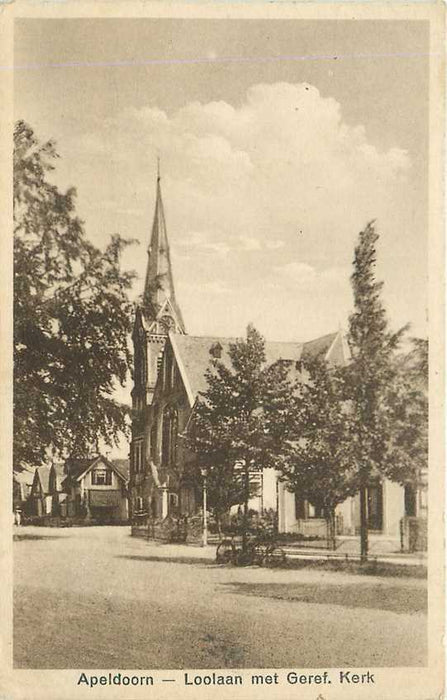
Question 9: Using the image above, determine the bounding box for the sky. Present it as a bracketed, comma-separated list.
[14, 19, 429, 458]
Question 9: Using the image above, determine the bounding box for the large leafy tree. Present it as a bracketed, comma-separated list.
[185, 325, 293, 549]
[379, 337, 428, 486]
[345, 221, 408, 560]
[278, 356, 358, 549]
[14, 121, 135, 467]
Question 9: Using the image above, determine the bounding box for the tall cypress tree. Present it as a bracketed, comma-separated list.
[347, 221, 407, 560]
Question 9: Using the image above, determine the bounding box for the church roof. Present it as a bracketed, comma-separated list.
[170, 331, 343, 406]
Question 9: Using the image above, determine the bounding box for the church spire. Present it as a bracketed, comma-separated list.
[143, 168, 185, 334]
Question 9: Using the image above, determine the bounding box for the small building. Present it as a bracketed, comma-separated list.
[63, 455, 129, 524]
[27, 463, 65, 517]
[278, 477, 407, 538]
[13, 466, 35, 514]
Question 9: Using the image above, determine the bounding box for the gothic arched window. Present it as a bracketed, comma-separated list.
[170, 409, 178, 464]
[150, 422, 157, 462]
[161, 405, 178, 467]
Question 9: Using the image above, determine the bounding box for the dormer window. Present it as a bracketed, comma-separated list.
[91, 469, 112, 486]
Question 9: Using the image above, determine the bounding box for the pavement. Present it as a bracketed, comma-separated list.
[14, 525, 427, 669]
[282, 536, 427, 568]
[132, 529, 426, 567]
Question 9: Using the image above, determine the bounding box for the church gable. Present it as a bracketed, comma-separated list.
[152, 335, 190, 406]
[147, 297, 184, 336]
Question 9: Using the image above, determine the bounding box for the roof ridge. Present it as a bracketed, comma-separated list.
[172, 332, 337, 346]
[303, 330, 338, 343]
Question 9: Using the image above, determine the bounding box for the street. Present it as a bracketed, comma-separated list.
[14, 526, 426, 669]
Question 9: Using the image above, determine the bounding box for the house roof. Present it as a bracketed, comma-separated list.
[14, 469, 35, 487]
[65, 457, 99, 480]
[169, 331, 344, 406]
[110, 459, 130, 481]
[35, 466, 51, 493]
[13, 463, 35, 476]
[64, 455, 129, 484]
[301, 332, 338, 359]
[52, 463, 65, 490]
[33, 463, 65, 493]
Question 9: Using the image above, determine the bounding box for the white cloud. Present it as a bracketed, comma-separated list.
[182, 280, 230, 296]
[239, 235, 262, 251]
[176, 231, 232, 257]
[275, 261, 317, 285]
[54, 81, 420, 340]
[266, 240, 285, 250]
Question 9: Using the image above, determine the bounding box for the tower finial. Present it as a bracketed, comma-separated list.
[157, 155, 161, 182]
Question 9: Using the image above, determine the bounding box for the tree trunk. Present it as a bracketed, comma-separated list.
[275, 478, 279, 535]
[325, 507, 337, 551]
[330, 509, 336, 551]
[359, 474, 368, 562]
[242, 463, 250, 553]
[325, 510, 331, 550]
[215, 511, 222, 537]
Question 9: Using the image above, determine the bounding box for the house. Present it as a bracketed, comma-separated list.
[63, 455, 129, 524]
[129, 171, 415, 540]
[27, 463, 65, 517]
[13, 466, 35, 514]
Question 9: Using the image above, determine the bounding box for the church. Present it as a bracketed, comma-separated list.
[129, 173, 425, 543]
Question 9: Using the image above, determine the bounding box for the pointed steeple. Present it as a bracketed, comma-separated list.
[143, 168, 185, 333]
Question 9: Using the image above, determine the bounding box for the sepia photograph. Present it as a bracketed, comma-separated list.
[2, 4, 444, 699]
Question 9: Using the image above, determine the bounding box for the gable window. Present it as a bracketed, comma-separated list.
[170, 354, 176, 388]
[164, 351, 173, 390]
[91, 469, 112, 486]
[161, 405, 178, 467]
